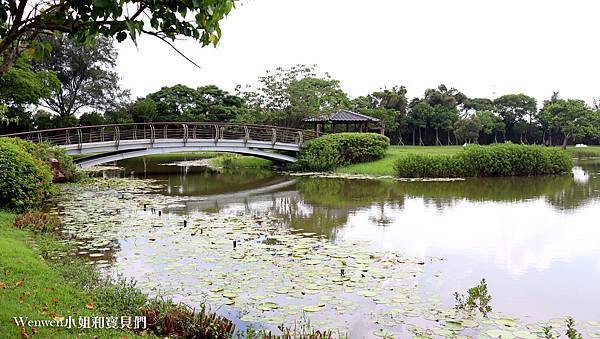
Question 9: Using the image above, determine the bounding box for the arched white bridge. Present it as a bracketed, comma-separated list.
[0, 122, 320, 168]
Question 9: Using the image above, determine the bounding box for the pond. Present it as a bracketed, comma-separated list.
[55, 156, 600, 338]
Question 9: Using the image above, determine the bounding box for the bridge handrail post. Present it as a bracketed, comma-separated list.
[271, 128, 277, 146]
[150, 125, 155, 145]
[297, 131, 303, 146]
[164, 125, 168, 139]
[77, 129, 83, 150]
[101, 127, 105, 142]
[133, 125, 137, 140]
[37, 132, 42, 144]
[182, 124, 188, 145]
[214, 125, 219, 144]
[65, 130, 70, 145]
[243, 126, 249, 145]
[114, 126, 120, 147]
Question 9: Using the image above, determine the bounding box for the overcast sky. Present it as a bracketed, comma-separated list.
[116, 0, 600, 105]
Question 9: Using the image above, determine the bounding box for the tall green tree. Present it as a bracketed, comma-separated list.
[540, 98, 597, 148]
[454, 115, 483, 144]
[0, 57, 58, 132]
[30, 34, 129, 118]
[408, 99, 432, 146]
[493, 94, 537, 142]
[475, 110, 505, 143]
[352, 86, 408, 143]
[237, 65, 350, 128]
[134, 84, 246, 122]
[0, 0, 234, 75]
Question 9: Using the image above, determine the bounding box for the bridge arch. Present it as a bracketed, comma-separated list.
[0, 122, 319, 168]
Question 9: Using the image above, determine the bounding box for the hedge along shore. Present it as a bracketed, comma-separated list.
[394, 143, 573, 178]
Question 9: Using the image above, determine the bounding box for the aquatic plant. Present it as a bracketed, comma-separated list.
[566, 317, 583, 339]
[141, 299, 235, 338]
[454, 278, 492, 317]
[395, 143, 573, 178]
[13, 211, 60, 233]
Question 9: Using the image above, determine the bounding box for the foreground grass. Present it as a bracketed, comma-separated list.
[336, 146, 462, 176]
[0, 211, 143, 337]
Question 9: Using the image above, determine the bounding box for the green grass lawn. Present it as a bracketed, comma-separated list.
[568, 145, 600, 157]
[336, 145, 463, 176]
[0, 211, 142, 338]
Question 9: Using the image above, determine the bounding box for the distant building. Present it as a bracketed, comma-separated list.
[303, 110, 384, 135]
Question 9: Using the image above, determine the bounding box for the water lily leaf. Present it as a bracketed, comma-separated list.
[373, 329, 394, 338]
[495, 317, 517, 328]
[302, 304, 325, 312]
[513, 330, 537, 339]
[486, 329, 516, 339]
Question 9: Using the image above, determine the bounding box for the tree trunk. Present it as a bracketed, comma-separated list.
[494, 132, 498, 144]
[418, 128, 424, 146]
[435, 128, 442, 146]
[549, 133, 553, 146]
[412, 128, 415, 146]
[447, 130, 451, 146]
[562, 133, 569, 149]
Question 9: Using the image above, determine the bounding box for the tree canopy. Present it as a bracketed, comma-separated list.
[30, 34, 128, 118]
[0, 0, 235, 75]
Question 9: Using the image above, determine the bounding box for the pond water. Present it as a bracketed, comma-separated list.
[56, 156, 600, 338]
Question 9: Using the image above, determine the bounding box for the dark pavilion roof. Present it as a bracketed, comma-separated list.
[303, 110, 380, 123]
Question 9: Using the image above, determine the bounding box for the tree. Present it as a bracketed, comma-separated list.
[540, 98, 596, 149]
[408, 99, 431, 146]
[31, 34, 129, 118]
[421, 84, 462, 145]
[0, 57, 58, 132]
[493, 94, 537, 142]
[0, 0, 235, 75]
[463, 98, 494, 115]
[475, 110, 504, 143]
[78, 111, 104, 126]
[454, 116, 482, 144]
[135, 84, 246, 122]
[237, 65, 350, 128]
[286, 77, 349, 127]
[352, 86, 408, 143]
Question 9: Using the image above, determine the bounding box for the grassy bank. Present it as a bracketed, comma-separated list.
[0, 211, 143, 337]
[0, 211, 238, 338]
[337, 146, 462, 176]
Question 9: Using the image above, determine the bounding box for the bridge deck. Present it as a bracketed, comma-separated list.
[0, 122, 320, 168]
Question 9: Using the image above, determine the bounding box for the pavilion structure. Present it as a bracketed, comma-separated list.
[303, 110, 383, 135]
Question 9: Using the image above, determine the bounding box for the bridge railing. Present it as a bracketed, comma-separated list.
[0, 122, 320, 148]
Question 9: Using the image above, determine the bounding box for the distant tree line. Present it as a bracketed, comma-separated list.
[1, 36, 599, 149]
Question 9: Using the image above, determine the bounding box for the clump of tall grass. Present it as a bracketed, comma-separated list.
[395, 143, 573, 178]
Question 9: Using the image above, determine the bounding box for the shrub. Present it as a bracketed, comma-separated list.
[394, 154, 459, 178]
[295, 133, 389, 171]
[0, 141, 54, 210]
[0, 137, 81, 182]
[13, 211, 60, 232]
[395, 143, 573, 178]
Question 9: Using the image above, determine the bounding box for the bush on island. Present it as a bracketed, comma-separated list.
[395, 143, 573, 178]
[294, 133, 389, 172]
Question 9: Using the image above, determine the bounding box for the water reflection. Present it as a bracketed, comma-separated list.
[99, 156, 600, 321]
